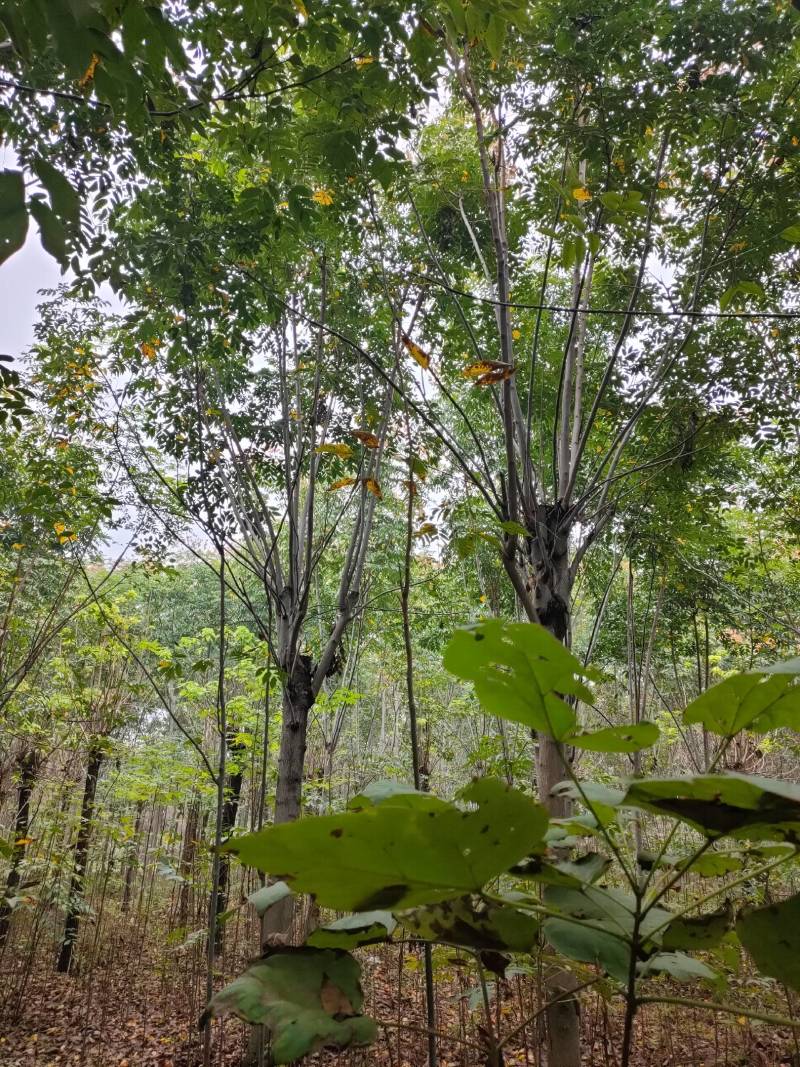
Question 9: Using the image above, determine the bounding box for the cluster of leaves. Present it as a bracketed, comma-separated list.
[203, 621, 800, 1061]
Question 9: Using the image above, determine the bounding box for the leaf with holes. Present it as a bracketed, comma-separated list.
[662, 904, 733, 951]
[201, 948, 376, 1062]
[400, 894, 539, 952]
[225, 777, 548, 911]
[307, 912, 396, 949]
[621, 773, 800, 841]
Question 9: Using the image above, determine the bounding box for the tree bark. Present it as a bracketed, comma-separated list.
[56, 740, 104, 974]
[121, 800, 144, 915]
[532, 548, 582, 1067]
[177, 799, 198, 927]
[214, 736, 246, 950]
[262, 653, 314, 942]
[0, 750, 38, 950]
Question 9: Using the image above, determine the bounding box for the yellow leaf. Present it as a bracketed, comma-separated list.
[354, 56, 374, 68]
[572, 186, 592, 202]
[53, 521, 66, 534]
[312, 188, 334, 206]
[11, 543, 24, 550]
[512, 329, 521, 341]
[737, 1016, 747, 1025]
[352, 429, 381, 448]
[79, 52, 101, 89]
[289, 408, 300, 420]
[293, 0, 308, 16]
[793, 136, 799, 147]
[402, 334, 431, 369]
[14, 837, 33, 846]
[364, 478, 383, 499]
[645, 126, 655, 137]
[140, 342, 157, 360]
[658, 180, 670, 189]
[414, 522, 437, 537]
[328, 477, 357, 492]
[316, 443, 354, 459]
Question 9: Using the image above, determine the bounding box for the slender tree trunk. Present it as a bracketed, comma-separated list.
[0, 751, 38, 950]
[262, 654, 314, 942]
[177, 799, 198, 927]
[57, 740, 104, 974]
[214, 736, 246, 950]
[121, 800, 144, 914]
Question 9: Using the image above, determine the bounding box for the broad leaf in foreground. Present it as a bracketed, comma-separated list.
[567, 722, 659, 753]
[736, 891, 800, 992]
[444, 621, 596, 739]
[226, 778, 548, 910]
[201, 948, 375, 1063]
[683, 662, 800, 737]
[622, 773, 800, 841]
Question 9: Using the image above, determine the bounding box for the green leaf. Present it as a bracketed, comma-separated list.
[621, 772, 800, 841]
[401, 894, 539, 952]
[542, 917, 629, 983]
[512, 852, 611, 887]
[32, 158, 80, 226]
[444, 621, 596, 739]
[662, 905, 732, 951]
[307, 911, 396, 949]
[226, 777, 548, 910]
[484, 14, 507, 61]
[780, 225, 800, 243]
[202, 948, 376, 1062]
[28, 198, 68, 266]
[736, 892, 800, 992]
[683, 665, 800, 737]
[0, 170, 28, 265]
[248, 880, 292, 917]
[567, 722, 659, 753]
[500, 520, 529, 538]
[637, 952, 717, 982]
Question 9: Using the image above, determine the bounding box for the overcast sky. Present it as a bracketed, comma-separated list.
[0, 227, 65, 361]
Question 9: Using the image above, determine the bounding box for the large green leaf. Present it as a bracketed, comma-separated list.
[683, 665, 800, 737]
[621, 773, 800, 841]
[637, 952, 717, 982]
[226, 778, 548, 910]
[399, 894, 539, 952]
[307, 912, 396, 950]
[202, 948, 376, 1062]
[567, 722, 659, 753]
[542, 917, 629, 983]
[736, 892, 800, 991]
[443, 621, 596, 739]
[0, 170, 28, 265]
[661, 905, 732, 951]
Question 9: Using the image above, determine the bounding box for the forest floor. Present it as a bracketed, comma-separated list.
[0, 917, 797, 1066]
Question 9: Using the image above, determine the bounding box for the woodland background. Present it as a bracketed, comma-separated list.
[2, 0, 800, 1064]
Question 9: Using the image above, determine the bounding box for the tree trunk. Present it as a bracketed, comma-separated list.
[177, 799, 198, 927]
[0, 750, 38, 950]
[121, 800, 144, 914]
[262, 653, 314, 942]
[56, 741, 104, 974]
[533, 548, 582, 1067]
[214, 735, 247, 950]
